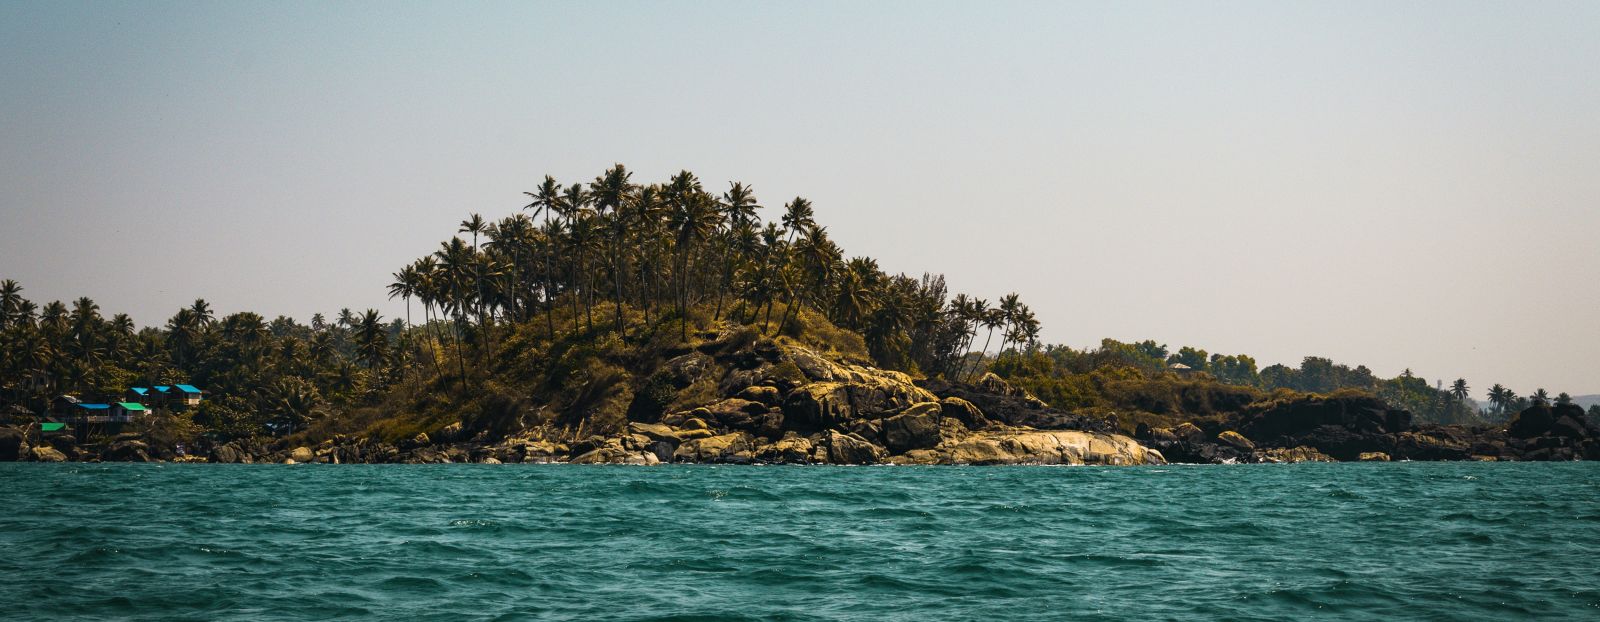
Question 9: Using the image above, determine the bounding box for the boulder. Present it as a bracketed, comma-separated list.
[753, 434, 815, 464]
[1217, 430, 1255, 450]
[1358, 452, 1391, 462]
[481, 456, 503, 465]
[1173, 422, 1207, 444]
[102, 439, 151, 462]
[1256, 446, 1335, 463]
[210, 443, 246, 464]
[737, 385, 782, 406]
[825, 430, 886, 465]
[938, 397, 990, 430]
[30, 445, 67, 462]
[289, 447, 315, 463]
[673, 432, 757, 463]
[1507, 405, 1558, 439]
[629, 422, 683, 445]
[882, 404, 944, 453]
[941, 430, 1165, 466]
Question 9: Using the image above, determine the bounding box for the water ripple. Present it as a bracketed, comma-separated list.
[2, 462, 1598, 620]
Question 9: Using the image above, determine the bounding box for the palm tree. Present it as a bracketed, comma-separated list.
[558, 183, 594, 331]
[459, 213, 490, 341]
[781, 196, 815, 244]
[355, 309, 387, 370]
[714, 182, 761, 320]
[190, 299, 214, 328]
[1532, 388, 1550, 406]
[0, 279, 22, 329]
[524, 175, 563, 338]
[1487, 384, 1508, 416]
[994, 293, 1022, 362]
[665, 172, 716, 340]
[1450, 378, 1469, 402]
[590, 164, 635, 336]
[1555, 392, 1573, 406]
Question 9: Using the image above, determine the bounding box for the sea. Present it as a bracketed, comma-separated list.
[3, 462, 1597, 621]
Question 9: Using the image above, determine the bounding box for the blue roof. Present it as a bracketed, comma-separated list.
[130, 387, 149, 395]
[154, 386, 171, 392]
[175, 384, 201, 394]
[77, 403, 111, 410]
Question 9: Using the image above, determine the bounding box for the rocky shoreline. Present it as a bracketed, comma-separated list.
[3, 337, 1595, 466]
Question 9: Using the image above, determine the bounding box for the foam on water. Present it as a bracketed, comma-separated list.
[3, 462, 1599, 621]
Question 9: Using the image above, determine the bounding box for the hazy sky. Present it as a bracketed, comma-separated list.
[2, 1, 1597, 397]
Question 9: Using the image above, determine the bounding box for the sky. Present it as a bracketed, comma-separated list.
[1, 1, 1597, 397]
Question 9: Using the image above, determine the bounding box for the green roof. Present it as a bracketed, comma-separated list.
[39, 422, 66, 432]
[115, 402, 148, 411]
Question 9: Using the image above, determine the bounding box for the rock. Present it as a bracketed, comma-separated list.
[30, 445, 67, 462]
[102, 440, 151, 462]
[438, 421, 465, 443]
[753, 434, 815, 464]
[481, 456, 502, 464]
[1359, 452, 1391, 462]
[0, 427, 25, 461]
[1173, 422, 1207, 443]
[702, 398, 768, 431]
[519, 440, 566, 463]
[1216, 428, 1254, 447]
[290, 447, 315, 463]
[673, 432, 757, 463]
[1256, 446, 1335, 463]
[1507, 405, 1558, 439]
[737, 385, 781, 406]
[676, 428, 717, 440]
[571, 438, 660, 465]
[629, 422, 683, 444]
[283, 458, 297, 465]
[882, 404, 944, 453]
[1217, 430, 1255, 450]
[782, 377, 938, 433]
[941, 430, 1164, 465]
[938, 397, 989, 430]
[824, 430, 886, 465]
[1393, 428, 1472, 461]
[1147, 427, 1180, 444]
[212, 442, 256, 464]
[407, 432, 431, 448]
[661, 352, 714, 386]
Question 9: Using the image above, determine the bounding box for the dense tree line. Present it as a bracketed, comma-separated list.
[0, 279, 403, 437]
[987, 338, 1576, 425]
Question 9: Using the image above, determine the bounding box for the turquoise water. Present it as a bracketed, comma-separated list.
[3, 463, 1598, 621]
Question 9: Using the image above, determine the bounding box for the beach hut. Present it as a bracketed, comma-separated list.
[172, 384, 202, 408]
[69, 403, 112, 423]
[126, 387, 152, 405]
[111, 402, 148, 421]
